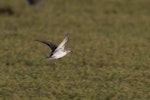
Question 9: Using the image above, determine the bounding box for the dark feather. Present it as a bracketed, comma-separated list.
[35, 40, 57, 52]
[27, 0, 40, 5]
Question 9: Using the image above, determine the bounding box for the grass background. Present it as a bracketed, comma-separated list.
[0, 0, 150, 100]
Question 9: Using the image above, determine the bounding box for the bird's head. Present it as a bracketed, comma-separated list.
[66, 48, 72, 53]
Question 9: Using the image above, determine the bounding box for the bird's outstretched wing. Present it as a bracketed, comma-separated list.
[35, 40, 57, 52]
[55, 34, 69, 51]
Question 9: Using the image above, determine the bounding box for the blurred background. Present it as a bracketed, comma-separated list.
[0, 0, 149, 100]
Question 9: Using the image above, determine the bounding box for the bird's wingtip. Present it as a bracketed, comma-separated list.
[35, 40, 40, 42]
[66, 33, 69, 36]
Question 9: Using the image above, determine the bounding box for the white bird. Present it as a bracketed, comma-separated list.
[36, 34, 71, 59]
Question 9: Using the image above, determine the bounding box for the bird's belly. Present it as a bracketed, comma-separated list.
[52, 51, 67, 59]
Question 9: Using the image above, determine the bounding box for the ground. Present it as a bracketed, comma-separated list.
[0, 0, 150, 100]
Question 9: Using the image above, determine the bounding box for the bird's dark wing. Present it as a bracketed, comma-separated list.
[35, 40, 57, 52]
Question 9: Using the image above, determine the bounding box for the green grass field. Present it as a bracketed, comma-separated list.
[0, 0, 150, 100]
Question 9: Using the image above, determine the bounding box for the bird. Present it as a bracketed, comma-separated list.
[26, 0, 41, 5]
[36, 34, 71, 59]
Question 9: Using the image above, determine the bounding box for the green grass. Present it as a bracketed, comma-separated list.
[0, 0, 150, 100]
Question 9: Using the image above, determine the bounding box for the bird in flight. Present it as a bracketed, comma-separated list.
[36, 34, 71, 59]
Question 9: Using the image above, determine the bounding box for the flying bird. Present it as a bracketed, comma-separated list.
[26, 0, 41, 5]
[36, 34, 71, 59]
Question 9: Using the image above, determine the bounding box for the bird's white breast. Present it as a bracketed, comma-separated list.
[52, 50, 67, 59]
